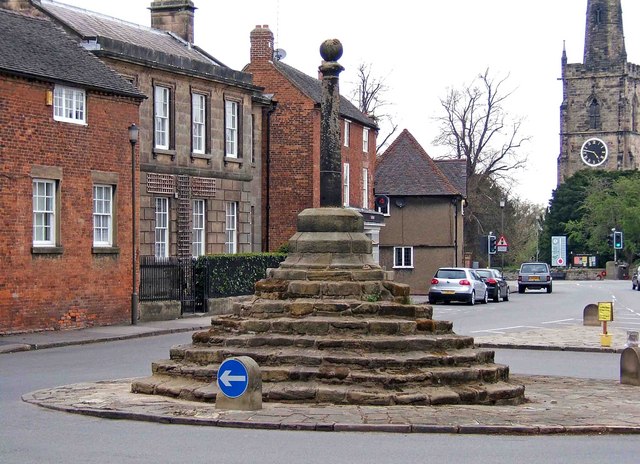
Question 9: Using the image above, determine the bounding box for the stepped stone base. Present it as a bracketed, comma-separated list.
[132, 208, 525, 406]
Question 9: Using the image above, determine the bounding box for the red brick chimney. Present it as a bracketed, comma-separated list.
[250, 25, 274, 65]
[149, 0, 196, 43]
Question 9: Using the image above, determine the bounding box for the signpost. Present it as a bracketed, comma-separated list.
[598, 301, 614, 347]
[217, 358, 249, 398]
[496, 235, 509, 253]
[551, 236, 567, 267]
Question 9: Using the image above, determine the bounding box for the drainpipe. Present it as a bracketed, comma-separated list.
[264, 100, 277, 251]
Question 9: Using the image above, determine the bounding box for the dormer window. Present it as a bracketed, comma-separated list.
[53, 85, 86, 125]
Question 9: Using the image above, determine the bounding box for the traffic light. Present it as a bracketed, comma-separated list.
[488, 235, 497, 254]
[614, 231, 624, 250]
[607, 232, 614, 247]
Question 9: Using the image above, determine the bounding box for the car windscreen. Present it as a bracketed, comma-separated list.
[436, 269, 466, 279]
[476, 270, 492, 278]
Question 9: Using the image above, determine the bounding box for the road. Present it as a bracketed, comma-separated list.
[424, 280, 640, 336]
[1, 282, 639, 463]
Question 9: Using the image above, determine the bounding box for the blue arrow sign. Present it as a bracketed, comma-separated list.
[217, 358, 249, 399]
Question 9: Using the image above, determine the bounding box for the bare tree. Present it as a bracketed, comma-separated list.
[350, 63, 398, 152]
[433, 69, 529, 192]
[433, 69, 530, 263]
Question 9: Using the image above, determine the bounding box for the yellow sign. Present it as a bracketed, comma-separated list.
[598, 301, 614, 322]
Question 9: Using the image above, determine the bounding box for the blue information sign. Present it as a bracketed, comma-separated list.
[216, 358, 249, 399]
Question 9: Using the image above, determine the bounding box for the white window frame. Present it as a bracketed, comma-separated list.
[192, 199, 205, 257]
[344, 119, 351, 147]
[363, 128, 369, 152]
[32, 179, 56, 247]
[225, 100, 238, 158]
[375, 197, 390, 216]
[225, 201, 238, 254]
[155, 197, 169, 258]
[53, 85, 86, 125]
[362, 168, 369, 209]
[93, 185, 113, 247]
[393, 246, 414, 269]
[154, 86, 170, 149]
[343, 163, 350, 207]
[192, 93, 206, 154]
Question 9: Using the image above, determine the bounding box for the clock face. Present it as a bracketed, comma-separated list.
[580, 138, 608, 167]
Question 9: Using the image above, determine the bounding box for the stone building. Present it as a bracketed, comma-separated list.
[244, 25, 380, 252]
[21, 0, 269, 260]
[374, 130, 466, 293]
[558, 0, 640, 183]
[0, 8, 144, 333]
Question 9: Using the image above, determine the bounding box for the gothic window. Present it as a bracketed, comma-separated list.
[589, 99, 601, 130]
[633, 95, 639, 132]
[594, 6, 602, 25]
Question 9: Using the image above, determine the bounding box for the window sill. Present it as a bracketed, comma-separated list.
[191, 152, 212, 164]
[153, 148, 176, 160]
[32, 246, 63, 255]
[393, 266, 414, 270]
[224, 156, 243, 166]
[92, 246, 120, 255]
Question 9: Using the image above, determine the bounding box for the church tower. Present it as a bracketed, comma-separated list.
[558, 0, 640, 184]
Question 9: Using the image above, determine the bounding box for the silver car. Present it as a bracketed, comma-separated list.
[428, 267, 488, 305]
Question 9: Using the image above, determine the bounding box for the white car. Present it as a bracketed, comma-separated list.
[428, 267, 488, 305]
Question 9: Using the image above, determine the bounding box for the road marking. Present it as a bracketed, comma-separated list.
[470, 325, 541, 334]
[542, 319, 575, 324]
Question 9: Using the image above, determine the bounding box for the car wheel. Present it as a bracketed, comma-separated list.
[482, 291, 488, 304]
[493, 289, 500, 303]
[503, 287, 510, 302]
[518, 285, 525, 294]
[428, 294, 437, 304]
[547, 285, 553, 294]
[467, 291, 476, 306]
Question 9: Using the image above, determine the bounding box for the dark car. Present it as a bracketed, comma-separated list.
[476, 268, 509, 302]
[518, 262, 552, 293]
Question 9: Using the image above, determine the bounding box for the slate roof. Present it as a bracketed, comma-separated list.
[375, 129, 466, 197]
[274, 60, 378, 129]
[0, 8, 144, 98]
[37, 0, 255, 87]
[435, 159, 467, 197]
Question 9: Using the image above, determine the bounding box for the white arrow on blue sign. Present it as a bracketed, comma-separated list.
[217, 358, 249, 399]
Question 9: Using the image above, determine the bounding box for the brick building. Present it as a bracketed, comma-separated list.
[0, 8, 144, 333]
[244, 25, 380, 252]
[375, 130, 466, 293]
[29, 0, 269, 261]
[558, 0, 640, 183]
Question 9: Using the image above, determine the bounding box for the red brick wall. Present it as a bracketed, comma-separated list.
[247, 25, 377, 250]
[0, 75, 141, 333]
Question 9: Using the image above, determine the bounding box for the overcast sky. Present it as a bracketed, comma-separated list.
[56, 0, 640, 206]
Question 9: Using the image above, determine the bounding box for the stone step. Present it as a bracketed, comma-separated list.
[151, 359, 509, 387]
[188, 332, 474, 352]
[229, 298, 433, 320]
[168, 345, 494, 369]
[203, 316, 452, 337]
[131, 375, 525, 406]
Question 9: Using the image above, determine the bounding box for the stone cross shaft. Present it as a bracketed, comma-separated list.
[319, 39, 345, 207]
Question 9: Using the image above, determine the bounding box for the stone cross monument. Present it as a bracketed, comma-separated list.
[319, 39, 345, 207]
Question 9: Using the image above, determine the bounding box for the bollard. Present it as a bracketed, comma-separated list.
[216, 356, 262, 411]
[582, 303, 599, 326]
[620, 347, 640, 386]
[626, 330, 639, 348]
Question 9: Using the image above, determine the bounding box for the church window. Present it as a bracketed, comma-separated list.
[589, 99, 601, 130]
[594, 7, 602, 25]
[633, 95, 638, 132]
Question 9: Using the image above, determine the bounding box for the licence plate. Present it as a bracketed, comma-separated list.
[442, 290, 455, 295]
[530, 276, 540, 281]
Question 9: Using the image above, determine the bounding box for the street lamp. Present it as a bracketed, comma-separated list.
[128, 123, 139, 325]
[500, 199, 505, 271]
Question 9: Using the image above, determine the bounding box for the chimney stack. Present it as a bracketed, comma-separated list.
[250, 25, 274, 65]
[149, 0, 196, 43]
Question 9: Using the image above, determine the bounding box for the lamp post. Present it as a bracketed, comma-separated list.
[500, 199, 505, 271]
[128, 123, 139, 325]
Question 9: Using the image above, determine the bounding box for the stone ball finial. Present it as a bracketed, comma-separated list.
[320, 39, 343, 62]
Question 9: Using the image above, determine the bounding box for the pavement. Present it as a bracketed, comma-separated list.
[6, 307, 640, 435]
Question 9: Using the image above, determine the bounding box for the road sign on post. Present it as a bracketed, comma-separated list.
[496, 235, 509, 253]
